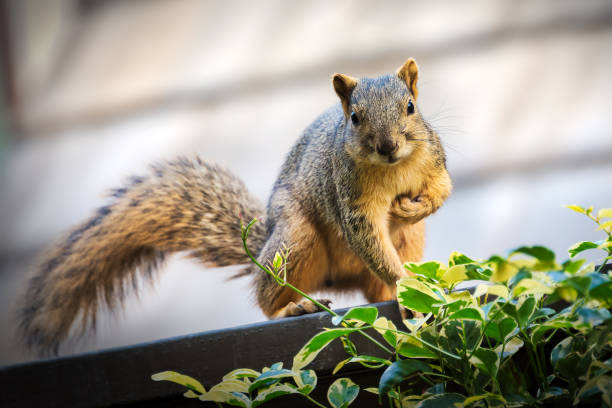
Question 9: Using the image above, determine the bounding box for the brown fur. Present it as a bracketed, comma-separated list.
[18, 158, 266, 354]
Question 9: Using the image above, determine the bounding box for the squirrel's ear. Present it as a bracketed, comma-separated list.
[396, 58, 419, 99]
[332, 73, 357, 115]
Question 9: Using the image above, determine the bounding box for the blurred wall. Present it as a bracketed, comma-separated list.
[1, 0, 611, 364]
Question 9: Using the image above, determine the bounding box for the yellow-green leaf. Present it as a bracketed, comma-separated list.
[512, 278, 554, 297]
[599, 241, 612, 249]
[441, 265, 468, 285]
[397, 336, 438, 358]
[252, 384, 298, 407]
[473, 284, 509, 300]
[397, 277, 447, 314]
[597, 208, 612, 219]
[223, 368, 260, 381]
[272, 251, 283, 270]
[210, 379, 250, 394]
[292, 328, 359, 371]
[332, 358, 350, 375]
[199, 390, 250, 407]
[596, 220, 612, 231]
[151, 371, 206, 394]
[328, 378, 359, 408]
[566, 205, 586, 214]
[490, 260, 519, 283]
[373, 317, 398, 346]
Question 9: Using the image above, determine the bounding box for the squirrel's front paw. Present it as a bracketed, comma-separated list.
[390, 194, 432, 222]
[284, 298, 332, 316]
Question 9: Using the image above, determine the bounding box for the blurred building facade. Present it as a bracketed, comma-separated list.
[1, 0, 611, 364]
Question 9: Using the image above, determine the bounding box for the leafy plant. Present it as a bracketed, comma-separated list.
[152, 206, 612, 407]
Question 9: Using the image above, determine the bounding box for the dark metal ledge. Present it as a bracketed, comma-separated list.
[0, 301, 403, 408]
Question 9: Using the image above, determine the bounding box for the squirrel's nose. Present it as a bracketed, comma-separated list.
[376, 140, 399, 157]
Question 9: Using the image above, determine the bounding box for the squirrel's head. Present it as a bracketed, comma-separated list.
[333, 58, 435, 166]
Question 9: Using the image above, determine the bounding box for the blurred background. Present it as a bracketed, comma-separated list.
[1, 0, 611, 365]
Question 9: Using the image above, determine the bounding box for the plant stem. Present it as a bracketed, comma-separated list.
[241, 219, 338, 316]
[304, 394, 328, 408]
[355, 330, 393, 354]
[467, 299, 507, 359]
[369, 325, 462, 360]
[596, 257, 610, 274]
[521, 331, 547, 392]
[242, 218, 396, 356]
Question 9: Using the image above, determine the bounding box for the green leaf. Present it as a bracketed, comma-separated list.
[223, 368, 260, 381]
[508, 268, 532, 288]
[463, 393, 506, 407]
[340, 336, 357, 356]
[502, 298, 536, 329]
[397, 277, 446, 314]
[294, 369, 317, 395]
[447, 307, 484, 322]
[574, 307, 611, 330]
[373, 317, 398, 346]
[327, 378, 359, 408]
[562, 276, 591, 296]
[517, 297, 536, 328]
[485, 317, 517, 343]
[465, 264, 493, 281]
[562, 258, 585, 274]
[469, 347, 499, 378]
[448, 251, 475, 266]
[248, 369, 295, 393]
[334, 355, 391, 374]
[569, 241, 600, 258]
[397, 336, 438, 359]
[272, 251, 283, 271]
[252, 384, 297, 407]
[575, 375, 612, 406]
[538, 386, 569, 402]
[556, 352, 584, 380]
[151, 371, 206, 394]
[495, 337, 523, 359]
[551, 337, 572, 368]
[590, 281, 612, 307]
[331, 306, 378, 326]
[379, 359, 433, 397]
[199, 390, 251, 407]
[510, 246, 555, 263]
[417, 393, 466, 407]
[292, 328, 360, 370]
[405, 261, 444, 281]
[512, 278, 554, 297]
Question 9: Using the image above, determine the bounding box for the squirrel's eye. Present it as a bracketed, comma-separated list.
[407, 100, 415, 115]
[350, 111, 359, 125]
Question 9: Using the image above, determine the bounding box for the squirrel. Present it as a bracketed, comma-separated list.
[17, 58, 452, 355]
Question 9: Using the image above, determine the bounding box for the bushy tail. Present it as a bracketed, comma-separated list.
[17, 157, 267, 355]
